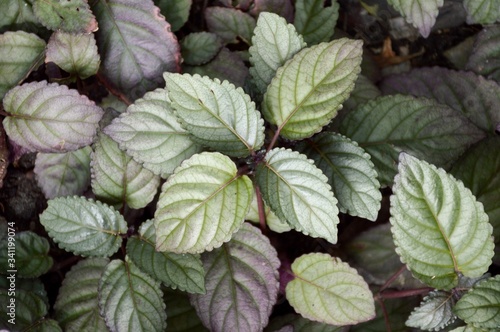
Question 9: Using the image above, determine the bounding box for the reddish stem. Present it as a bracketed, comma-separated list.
[255, 186, 267, 231]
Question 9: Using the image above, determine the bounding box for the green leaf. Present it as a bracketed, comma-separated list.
[164, 73, 265, 157]
[33, 0, 98, 33]
[3, 81, 103, 153]
[249, 12, 306, 96]
[406, 291, 457, 330]
[45, 31, 100, 79]
[155, 0, 192, 31]
[99, 257, 167, 332]
[34, 147, 92, 199]
[466, 25, 500, 83]
[256, 148, 339, 244]
[286, 253, 375, 325]
[336, 94, 485, 186]
[205, 6, 256, 44]
[0, 0, 40, 33]
[463, 0, 500, 24]
[390, 153, 494, 290]
[92, 0, 180, 102]
[0, 231, 52, 278]
[91, 133, 160, 209]
[155, 152, 253, 253]
[0, 288, 47, 330]
[164, 289, 209, 332]
[190, 223, 280, 332]
[293, 0, 339, 45]
[181, 32, 223, 66]
[266, 313, 344, 332]
[54, 258, 108, 331]
[40, 196, 127, 257]
[246, 194, 292, 233]
[450, 326, 492, 332]
[454, 275, 500, 329]
[344, 74, 381, 112]
[262, 38, 362, 140]
[297, 132, 381, 221]
[104, 89, 201, 178]
[0, 31, 45, 100]
[387, 0, 444, 37]
[127, 220, 205, 294]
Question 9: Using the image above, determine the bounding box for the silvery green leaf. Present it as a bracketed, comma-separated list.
[406, 291, 456, 331]
[205, 6, 256, 44]
[0, 0, 40, 33]
[293, 0, 339, 45]
[387, 0, 444, 37]
[181, 32, 222, 66]
[245, 194, 292, 233]
[463, 0, 500, 24]
[0, 288, 47, 330]
[33, 0, 98, 33]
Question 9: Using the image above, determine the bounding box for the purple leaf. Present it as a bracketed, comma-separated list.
[92, 0, 181, 102]
[190, 223, 280, 332]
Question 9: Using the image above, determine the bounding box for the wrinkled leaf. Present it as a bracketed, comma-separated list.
[45, 31, 100, 79]
[34, 147, 92, 199]
[181, 32, 222, 66]
[40, 196, 127, 257]
[92, 0, 181, 102]
[155, 152, 253, 253]
[463, 0, 500, 24]
[33, 0, 98, 33]
[380, 67, 500, 134]
[294, 0, 339, 45]
[0, 31, 45, 100]
[190, 223, 280, 332]
[262, 38, 362, 140]
[286, 253, 375, 325]
[205, 6, 256, 44]
[387, 0, 444, 37]
[0, 288, 47, 330]
[127, 220, 205, 294]
[155, 0, 192, 31]
[165, 73, 265, 157]
[336, 94, 485, 186]
[406, 291, 456, 330]
[466, 25, 500, 83]
[3, 81, 103, 153]
[99, 257, 166, 332]
[54, 258, 108, 331]
[297, 133, 381, 221]
[91, 133, 160, 209]
[390, 153, 494, 290]
[164, 289, 208, 332]
[256, 148, 339, 244]
[249, 12, 306, 96]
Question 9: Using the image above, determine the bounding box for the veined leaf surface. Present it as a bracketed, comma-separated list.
[286, 253, 375, 325]
[190, 223, 280, 332]
[205, 6, 256, 44]
[256, 148, 339, 244]
[155, 0, 192, 31]
[0, 288, 47, 330]
[164, 73, 265, 157]
[390, 153, 494, 290]
[387, 0, 444, 37]
[3, 81, 103, 153]
[0, 0, 40, 33]
[293, 0, 339, 45]
[262, 38, 362, 140]
[181, 32, 222, 66]
[164, 289, 208, 331]
[33, 0, 98, 33]
[466, 25, 500, 83]
[463, 0, 500, 24]
[406, 291, 456, 330]
[155, 152, 253, 253]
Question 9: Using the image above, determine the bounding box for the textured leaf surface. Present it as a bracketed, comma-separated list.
[92, 0, 181, 102]
[266, 314, 344, 332]
[0, 0, 39, 33]
[336, 95, 485, 186]
[249, 12, 306, 95]
[0, 231, 52, 278]
[297, 133, 381, 220]
[127, 220, 205, 294]
[33, 0, 97, 32]
[406, 291, 456, 330]
[286, 253, 375, 325]
[246, 194, 292, 233]
[387, 0, 443, 37]
[45, 31, 100, 79]
[91, 133, 160, 209]
[181, 32, 222, 66]
[54, 258, 108, 331]
[466, 25, 500, 83]
[164, 289, 208, 332]
[262, 38, 362, 140]
[0, 31, 45, 100]
[205, 6, 256, 44]
[155, 0, 192, 31]
[0, 288, 47, 330]
[104, 89, 201, 178]
[390, 153, 494, 290]
[155, 152, 253, 253]
[165, 73, 265, 157]
[34, 147, 92, 199]
[99, 257, 166, 332]
[463, 0, 500, 24]
[3, 81, 103, 153]
[40, 196, 127, 257]
[454, 275, 500, 329]
[380, 67, 500, 134]
[294, 0, 339, 45]
[190, 223, 280, 332]
[256, 148, 339, 243]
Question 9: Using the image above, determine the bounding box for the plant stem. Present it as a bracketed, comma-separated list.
[266, 126, 282, 153]
[379, 287, 433, 299]
[377, 298, 392, 332]
[380, 265, 407, 291]
[255, 186, 267, 231]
